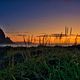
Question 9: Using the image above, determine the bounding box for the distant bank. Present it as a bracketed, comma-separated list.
[0, 28, 13, 44]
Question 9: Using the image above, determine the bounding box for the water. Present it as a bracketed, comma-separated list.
[0, 43, 76, 47]
[0, 43, 38, 47]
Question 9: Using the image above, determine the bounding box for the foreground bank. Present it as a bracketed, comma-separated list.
[0, 46, 80, 80]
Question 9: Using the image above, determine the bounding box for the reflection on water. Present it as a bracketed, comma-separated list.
[0, 43, 37, 47]
[0, 43, 77, 47]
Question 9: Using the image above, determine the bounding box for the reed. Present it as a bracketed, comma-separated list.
[23, 35, 26, 45]
[74, 34, 78, 45]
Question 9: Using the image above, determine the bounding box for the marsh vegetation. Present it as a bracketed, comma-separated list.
[0, 46, 80, 80]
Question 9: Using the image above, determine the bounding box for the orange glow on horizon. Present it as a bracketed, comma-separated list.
[7, 34, 80, 45]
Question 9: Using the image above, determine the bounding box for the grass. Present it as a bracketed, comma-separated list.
[0, 46, 80, 80]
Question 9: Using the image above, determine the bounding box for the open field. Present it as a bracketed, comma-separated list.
[0, 45, 80, 80]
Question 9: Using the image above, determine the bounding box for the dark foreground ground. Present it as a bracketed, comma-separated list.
[0, 45, 80, 80]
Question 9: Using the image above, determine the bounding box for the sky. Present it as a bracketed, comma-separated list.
[0, 0, 80, 42]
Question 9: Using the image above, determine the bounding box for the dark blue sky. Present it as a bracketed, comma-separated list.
[0, 0, 80, 35]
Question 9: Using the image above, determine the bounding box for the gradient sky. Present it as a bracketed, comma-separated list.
[0, 0, 80, 40]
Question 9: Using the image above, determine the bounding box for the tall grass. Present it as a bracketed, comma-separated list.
[0, 46, 80, 80]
